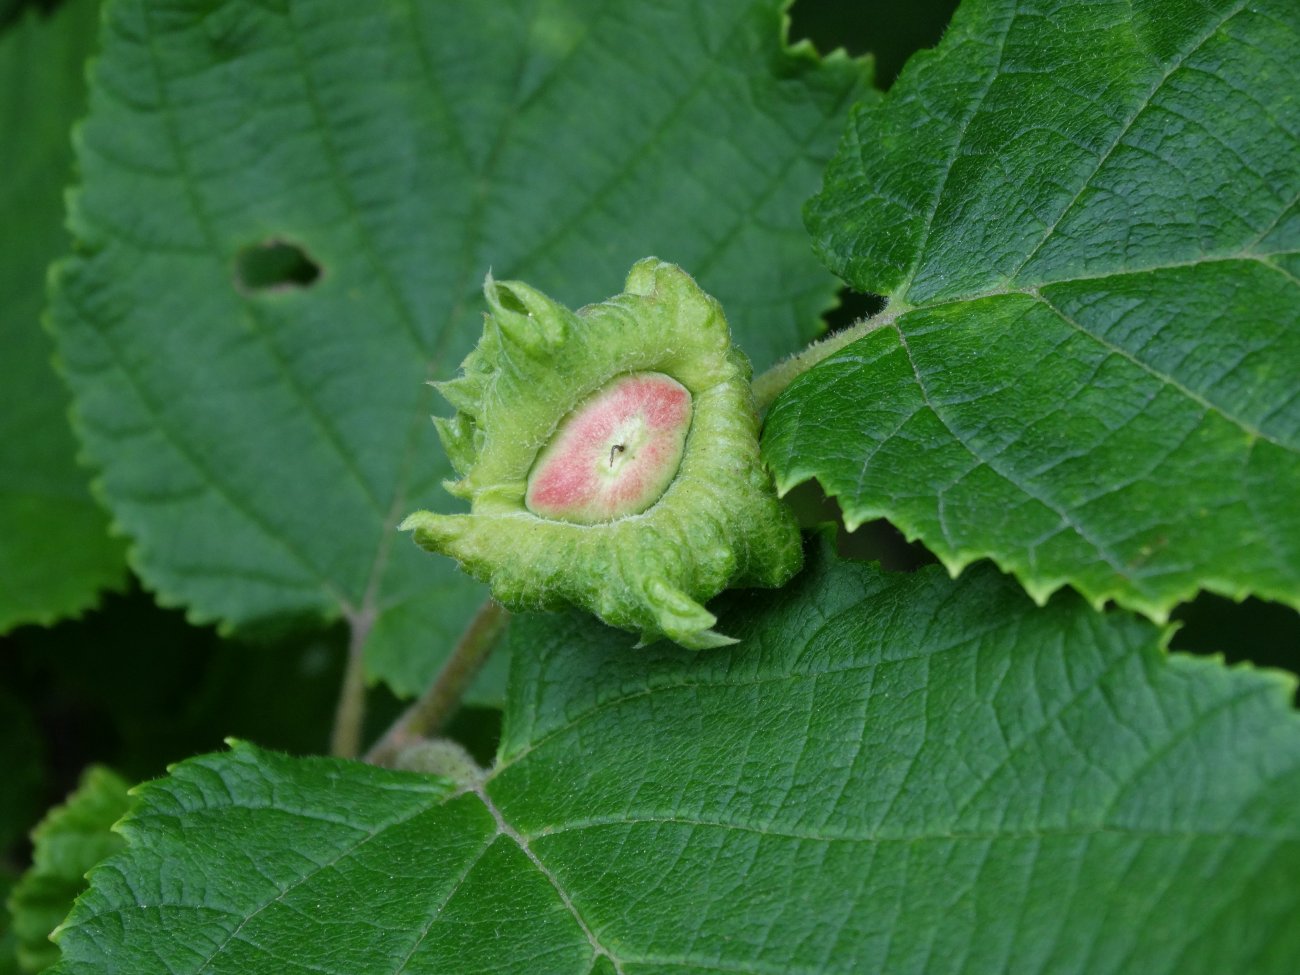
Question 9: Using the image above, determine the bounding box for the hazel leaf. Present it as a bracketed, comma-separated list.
[769, 0, 1300, 619]
[47, 0, 870, 695]
[8, 766, 130, 973]
[48, 551, 1300, 975]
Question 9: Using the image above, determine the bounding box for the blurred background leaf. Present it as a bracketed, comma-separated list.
[0, 0, 125, 634]
[6, 766, 128, 974]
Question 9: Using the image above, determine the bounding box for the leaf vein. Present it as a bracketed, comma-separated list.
[1007, 0, 1250, 282]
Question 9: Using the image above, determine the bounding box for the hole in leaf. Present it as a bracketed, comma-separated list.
[787, 0, 960, 89]
[235, 239, 321, 292]
[823, 286, 886, 336]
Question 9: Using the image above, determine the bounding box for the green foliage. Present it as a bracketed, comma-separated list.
[8, 767, 129, 973]
[3, 0, 1298, 972]
[52, 550, 1300, 973]
[770, 0, 1300, 620]
[48, 0, 868, 697]
[0, 0, 125, 632]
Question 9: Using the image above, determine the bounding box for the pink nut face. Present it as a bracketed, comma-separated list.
[525, 372, 693, 524]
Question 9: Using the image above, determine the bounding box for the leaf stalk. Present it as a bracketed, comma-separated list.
[365, 599, 509, 767]
[752, 307, 900, 414]
[329, 613, 373, 759]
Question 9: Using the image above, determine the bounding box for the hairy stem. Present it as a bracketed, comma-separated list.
[365, 599, 510, 767]
[330, 614, 373, 759]
[752, 307, 901, 414]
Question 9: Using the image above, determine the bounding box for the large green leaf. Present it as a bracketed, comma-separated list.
[768, 0, 1300, 619]
[0, 0, 125, 632]
[7, 767, 129, 973]
[49, 0, 869, 695]
[51, 549, 1300, 974]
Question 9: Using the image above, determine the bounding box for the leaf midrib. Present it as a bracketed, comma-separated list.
[350, 0, 549, 631]
[528, 814, 1298, 846]
[181, 798, 442, 974]
[884, 252, 1298, 452]
[145, 773, 1294, 975]
[997, 0, 1251, 290]
[474, 783, 625, 975]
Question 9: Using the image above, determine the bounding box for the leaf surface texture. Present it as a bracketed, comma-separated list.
[50, 0, 869, 692]
[769, 0, 1300, 617]
[53, 551, 1300, 974]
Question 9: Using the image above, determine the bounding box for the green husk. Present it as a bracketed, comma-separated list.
[402, 259, 801, 649]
